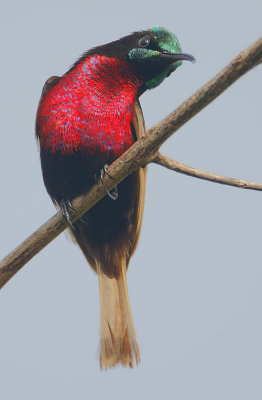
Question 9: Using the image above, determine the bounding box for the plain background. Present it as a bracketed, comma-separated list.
[1, 1, 262, 399]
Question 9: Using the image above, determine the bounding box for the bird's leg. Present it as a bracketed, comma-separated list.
[60, 199, 76, 230]
[100, 164, 118, 200]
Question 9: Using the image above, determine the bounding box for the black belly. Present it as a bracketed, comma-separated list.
[40, 148, 139, 248]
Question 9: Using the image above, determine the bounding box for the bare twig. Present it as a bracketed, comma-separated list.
[154, 153, 262, 191]
[1, 37, 262, 289]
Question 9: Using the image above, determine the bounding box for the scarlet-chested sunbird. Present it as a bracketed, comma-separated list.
[36, 26, 194, 369]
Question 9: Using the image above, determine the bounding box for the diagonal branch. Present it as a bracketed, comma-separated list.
[0, 36, 262, 289]
[154, 153, 262, 191]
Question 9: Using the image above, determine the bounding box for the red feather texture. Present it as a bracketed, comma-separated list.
[37, 55, 143, 156]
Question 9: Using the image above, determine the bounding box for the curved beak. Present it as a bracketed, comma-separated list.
[161, 52, 195, 63]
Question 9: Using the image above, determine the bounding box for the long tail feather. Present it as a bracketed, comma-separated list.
[97, 259, 140, 369]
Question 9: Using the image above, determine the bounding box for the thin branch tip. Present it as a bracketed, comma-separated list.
[154, 152, 262, 192]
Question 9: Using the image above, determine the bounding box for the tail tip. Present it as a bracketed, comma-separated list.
[99, 336, 140, 370]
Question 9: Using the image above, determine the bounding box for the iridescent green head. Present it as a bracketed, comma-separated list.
[127, 25, 195, 89]
[84, 26, 194, 93]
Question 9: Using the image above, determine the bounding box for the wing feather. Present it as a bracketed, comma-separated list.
[128, 100, 147, 259]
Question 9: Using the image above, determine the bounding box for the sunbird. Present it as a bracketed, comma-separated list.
[36, 26, 194, 369]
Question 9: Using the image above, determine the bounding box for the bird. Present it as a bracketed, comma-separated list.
[35, 26, 194, 369]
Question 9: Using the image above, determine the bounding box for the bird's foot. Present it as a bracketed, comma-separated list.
[100, 164, 118, 200]
[60, 200, 76, 230]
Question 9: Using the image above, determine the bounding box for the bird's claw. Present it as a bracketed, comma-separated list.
[100, 164, 118, 200]
[60, 200, 76, 230]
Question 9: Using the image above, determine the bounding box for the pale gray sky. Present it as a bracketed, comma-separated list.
[1, 1, 262, 399]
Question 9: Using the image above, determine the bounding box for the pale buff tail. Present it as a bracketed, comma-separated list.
[97, 259, 140, 369]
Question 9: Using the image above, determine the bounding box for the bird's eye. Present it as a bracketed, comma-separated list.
[139, 36, 150, 48]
